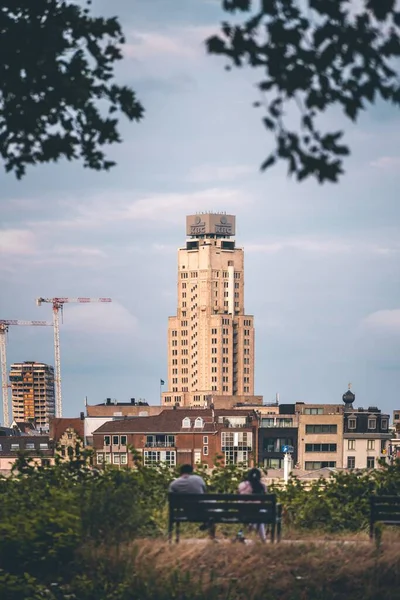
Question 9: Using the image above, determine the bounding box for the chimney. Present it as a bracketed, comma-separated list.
[130, 398, 136, 405]
[106, 398, 111, 405]
[80, 412, 84, 420]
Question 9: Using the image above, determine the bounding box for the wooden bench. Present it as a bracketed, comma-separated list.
[168, 492, 282, 543]
[370, 495, 400, 540]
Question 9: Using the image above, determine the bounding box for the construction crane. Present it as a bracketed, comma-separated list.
[36, 297, 112, 418]
[0, 320, 53, 427]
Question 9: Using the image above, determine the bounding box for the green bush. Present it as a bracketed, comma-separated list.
[0, 450, 399, 598]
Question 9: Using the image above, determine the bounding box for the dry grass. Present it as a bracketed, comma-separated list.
[118, 534, 400, 600]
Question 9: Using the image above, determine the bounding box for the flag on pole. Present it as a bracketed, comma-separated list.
[160, 379, 165, 386]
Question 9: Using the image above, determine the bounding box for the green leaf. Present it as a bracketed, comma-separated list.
[260, 154, 276, 170]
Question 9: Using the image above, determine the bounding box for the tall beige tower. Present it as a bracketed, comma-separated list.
[162, 213, 260, 408]
[10, 361, 55, 428]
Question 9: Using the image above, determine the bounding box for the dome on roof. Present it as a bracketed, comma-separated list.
[343, 390, 355, 405]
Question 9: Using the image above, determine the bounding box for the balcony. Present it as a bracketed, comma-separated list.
[144, 442, 175, 448]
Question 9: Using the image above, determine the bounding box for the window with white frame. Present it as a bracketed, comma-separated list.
[182, 417, 191, 428]
[113, 454, 120, 464]
[120, 435, 127, 446]
[367, 439, 375, 450]
[120, 454, 127, 465]
[194, 417, 203, 428]
[381, 418, 388, 430]
[221, 431, 252, 466]
[105, 453, 111, 464]
[203, 436, 208, 445]
[113, 435, 119, 445]
[348, 418, 356, 429]
[143, 450, 176, 467]
[348, 439, 356, 450]
[104, 435, 110, 446]
[368, 419, 376, 430]
[97, 453, 104, 464]
[203, 446, 209, 455]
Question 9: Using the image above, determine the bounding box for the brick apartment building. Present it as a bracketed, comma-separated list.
[92, 408, 258, 469]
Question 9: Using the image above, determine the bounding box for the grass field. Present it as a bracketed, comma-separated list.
[80, 531, 400, 600]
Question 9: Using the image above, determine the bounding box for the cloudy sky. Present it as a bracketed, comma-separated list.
[1, 0, 399, 419]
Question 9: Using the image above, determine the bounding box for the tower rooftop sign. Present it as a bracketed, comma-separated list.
[186, 213, 236, 237]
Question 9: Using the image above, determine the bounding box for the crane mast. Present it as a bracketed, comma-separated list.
[0, 320, 53, 427]
[36, 297, 112, 418]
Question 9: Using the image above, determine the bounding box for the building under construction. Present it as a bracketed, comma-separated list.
[9, 362, 55, 429]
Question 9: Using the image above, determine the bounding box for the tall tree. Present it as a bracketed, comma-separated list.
[206, 0, 400, 183]
[0, 0, 144, 179]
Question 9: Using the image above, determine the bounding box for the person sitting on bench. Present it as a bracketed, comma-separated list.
[169, 464, 216, 539]
[238, 468, 267, 543]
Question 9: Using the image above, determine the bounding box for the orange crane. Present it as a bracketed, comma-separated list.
[36, 297, 112, 417]
[0, 320, 53, 427]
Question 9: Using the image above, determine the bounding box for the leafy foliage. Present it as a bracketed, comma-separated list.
[0, 453, 399, 599]
[0, 0, 144, 178]
[206, 0, 400, 183]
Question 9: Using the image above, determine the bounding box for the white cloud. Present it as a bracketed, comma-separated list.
[123, 26, 217, 61]
[0, 229, 36, 255]
[244, 237, 400, 256]
[370, 156, 400, 170]
[62, 302, 138, 335]
[187, 164, 254, 183]
[30, 187, 249, 231]
[362, 309, 400, 334]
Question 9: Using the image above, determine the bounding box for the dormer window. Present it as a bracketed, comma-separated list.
[194, 417, 203, 428]
[368, 418, 376, 430]
[348, 418, 356, 430]
[182, 417, 191, 428]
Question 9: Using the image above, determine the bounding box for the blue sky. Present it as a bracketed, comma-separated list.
[1, 0, 399, 419]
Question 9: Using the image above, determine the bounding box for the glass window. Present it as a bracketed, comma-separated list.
[39, 443, 48, 450]
[368, 419, 376, 430]
[348, 419, 356, 429]
[395, 413, 400, 420]
[367, 456, 375, 469]
[194, 417, 203, 428]
[305, 443, 337, 452]
[381, 419, 388, 430]
[143, 450, 176, 467]
[304, 408, 324, 415]
[305, 424, 337, 434]
[203, 436, 208, 445]
[347, 456, 355, 469]
[105, 453, 111, 464]
[305, 461, 336, 470]
[367, 440, 375, 450]
[120, 435, 127, 446]
[25, 443, 35, 450]
[113, 435, 119, 445]
[120, 454, 127, 465]
[104, 436, 110, 446]
[182, 417, 191, 428]
[261, 418, 275, 428]
[11, 443, 20, 451]
[263, 457, 282, 469]
[97, 453, 104, 464]
[348, 440, 355, 450]
[113, 454, 120, 464]
[203, 446, 208, 455]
